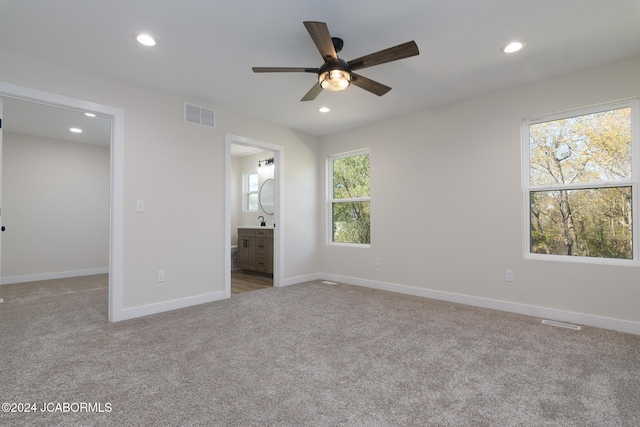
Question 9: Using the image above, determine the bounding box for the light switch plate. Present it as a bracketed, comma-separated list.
[136, 200, 145, 213]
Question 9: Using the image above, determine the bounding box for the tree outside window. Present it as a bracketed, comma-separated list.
[524, 100, 637, 262]
[329, 150, 370, 245]
[244, 171, 259, 212]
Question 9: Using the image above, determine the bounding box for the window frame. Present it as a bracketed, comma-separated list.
[521, 98, 640, 266]
[243, 170, 259, 213]
[327, 149, 371, 247]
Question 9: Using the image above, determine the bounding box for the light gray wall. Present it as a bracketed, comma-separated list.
[319, 55, 640, 326]
[2, 132, 109, 281]
[3, 43, 638, 330]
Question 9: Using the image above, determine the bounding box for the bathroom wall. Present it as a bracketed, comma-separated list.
[237, 150, 275, 228]
[230, 155, 240, 246]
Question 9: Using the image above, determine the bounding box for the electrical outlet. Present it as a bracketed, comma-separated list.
[506, 270, 514, 282]
[375, 257, 381, 267]
[157, 270, 165, 283]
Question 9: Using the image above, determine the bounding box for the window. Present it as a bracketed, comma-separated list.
[523, 99, 639, 264]
[244, 171, 259, 212]
[329, 150, 370, 245]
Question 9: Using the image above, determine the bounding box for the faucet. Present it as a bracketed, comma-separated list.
[258, 216, 266, 226]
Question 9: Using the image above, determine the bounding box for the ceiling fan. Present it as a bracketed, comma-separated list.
[252, 21, 419, 101]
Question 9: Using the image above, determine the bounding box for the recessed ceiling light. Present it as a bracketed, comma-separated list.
[84, 112, 96, 117]
[70, 127, 82, 133]
[136, 33, 157, 47]
[319, 107, 331, 113]
[501, 41, 526, 54]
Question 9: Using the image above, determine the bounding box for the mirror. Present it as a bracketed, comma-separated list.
[259, 178, 275, 215]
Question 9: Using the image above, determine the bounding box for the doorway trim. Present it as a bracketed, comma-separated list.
[0, 81, 124, 322]
[225, 133, 284, 298]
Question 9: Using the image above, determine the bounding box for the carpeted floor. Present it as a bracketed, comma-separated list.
[1, 275, 639, 426]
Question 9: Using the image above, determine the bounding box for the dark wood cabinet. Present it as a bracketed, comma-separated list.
[237, 228, 273, 274]
[237, 228, 256, 270]
[256, 228, 274, 274]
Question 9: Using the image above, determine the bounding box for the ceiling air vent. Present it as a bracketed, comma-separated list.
[184, 103, 215, 128]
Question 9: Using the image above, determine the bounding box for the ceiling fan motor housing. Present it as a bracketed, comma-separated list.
[332, 37, 344, 53]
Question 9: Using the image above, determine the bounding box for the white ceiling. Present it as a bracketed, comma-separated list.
[1, 0, 640, 138]
[1, 97, 112, 146]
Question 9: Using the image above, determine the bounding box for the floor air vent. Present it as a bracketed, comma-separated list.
[541, 319, 581, 330]
[184, 103, 215, 128]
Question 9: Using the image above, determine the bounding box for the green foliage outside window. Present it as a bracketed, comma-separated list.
[331, 152, 370, 244]
[528, 106, 633, 259]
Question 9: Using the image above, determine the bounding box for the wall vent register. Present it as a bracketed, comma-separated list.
[184, 103, 215, 128]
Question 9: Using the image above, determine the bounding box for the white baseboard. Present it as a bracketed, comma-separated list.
[281, 273, 321, 287]
[119, 291, 227, 321]
[11, 267, 636, 335]
[118, 274, 313, 321]
[319, 273, 640, 336]
[1, 268, 109, 285]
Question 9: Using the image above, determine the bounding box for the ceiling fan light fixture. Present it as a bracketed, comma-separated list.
[319, 69, 351, 91]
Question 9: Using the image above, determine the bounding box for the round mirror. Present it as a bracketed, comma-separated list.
[259, 178, 275, 215]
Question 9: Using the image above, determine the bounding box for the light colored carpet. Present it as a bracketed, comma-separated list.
[1, 275, 639, 426]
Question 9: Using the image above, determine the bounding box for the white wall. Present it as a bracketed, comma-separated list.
[319, 55, 640, 331]
[0, 46, 320, 315]
[2, 132, 109, 282]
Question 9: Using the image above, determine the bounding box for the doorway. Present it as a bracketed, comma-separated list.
[0, 82, 124, 321]
[225, 134, 284, 298]
[1, 97, 110, 282]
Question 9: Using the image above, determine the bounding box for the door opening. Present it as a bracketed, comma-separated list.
[225, 134, 284, 299]
[0, 82, 124, 321]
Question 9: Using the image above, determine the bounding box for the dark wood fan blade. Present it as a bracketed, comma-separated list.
[301, 82, 323, 101]
[351, 73, 392, 96]
[252, 67, 318, 73]
[348, 41, 419, 71]
[303, 21, 338, 62]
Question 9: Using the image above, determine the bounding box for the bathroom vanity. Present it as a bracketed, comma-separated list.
[237, 227, 273, 274]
